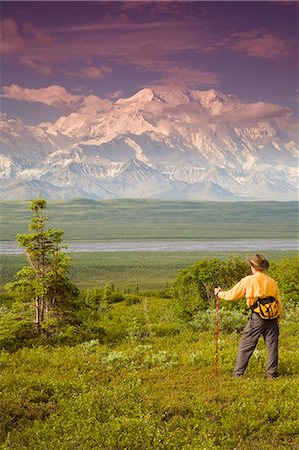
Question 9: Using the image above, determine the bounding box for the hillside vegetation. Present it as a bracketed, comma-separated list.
[1, 291, 299, 449]
[1, 252, 299, 449]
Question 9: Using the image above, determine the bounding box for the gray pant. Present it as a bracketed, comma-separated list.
[234, 313, 279, 376]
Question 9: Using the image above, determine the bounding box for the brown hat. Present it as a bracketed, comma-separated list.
[250, 253, 269, 271]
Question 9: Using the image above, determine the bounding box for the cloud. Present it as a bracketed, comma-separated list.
[221, 29, 293, 59]
[217, 101, 292, 126]
[2, 84, 83, 111]
[278, 115, 299, 141]
[22, 59, 53, 75]
[65, 65, 113, 79]
[79, 95, 112, 113]
[0, 18, 54, 56]
[1, 3, 297, 123]
[133, 43, 166, 65]
[275, 0, 299, 8]
[146, 88, 295, 132]
[45, 94, 113, 136]
[107, 90, 123, 100]
[0, 19, 26, 54]
[0, 11, 211, 65]
[118, 1, 206, 21]
[149, 64, 221, 89]
[22, 21, 54, 46]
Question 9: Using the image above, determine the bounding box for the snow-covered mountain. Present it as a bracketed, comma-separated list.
[0, 88, 298, 200]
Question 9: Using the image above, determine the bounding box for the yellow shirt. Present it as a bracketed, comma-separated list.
[218, 271, 282, 318]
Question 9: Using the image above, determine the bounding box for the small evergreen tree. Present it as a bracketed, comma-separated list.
[5, 197, 79, 333]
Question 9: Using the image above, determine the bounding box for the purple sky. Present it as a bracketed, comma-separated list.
[1, 1, 298, 126]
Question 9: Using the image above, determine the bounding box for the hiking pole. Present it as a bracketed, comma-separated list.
[214, 294, 219, 376]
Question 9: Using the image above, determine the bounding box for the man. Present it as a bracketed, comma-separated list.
[214, 253, 282, 378]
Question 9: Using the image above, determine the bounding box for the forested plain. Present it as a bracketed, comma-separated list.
[0, 200, 298, 449]
[0, 199, 298, 241]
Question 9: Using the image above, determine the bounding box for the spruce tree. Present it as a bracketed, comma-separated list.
[5, 197, 79, 333]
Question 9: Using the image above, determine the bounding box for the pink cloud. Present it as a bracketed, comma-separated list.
[119, 1, 206, 21]
[0, 19, 26, 54]
[2, 10, 295, 98]
[65, 65, 113, 79]
[0, 19, 54, 56]
[78, 95, 113, 113]
[149, 64, 221, 89]
[2, 84, 83, 111]
[22, 59, 53, 75]
[23, 21, 54, 46]
[0, 12, 216, 91]
[0, 14, 209, 63]
[274, 0, 299, 8]
[107, 90, 123, 100]
[278, 116, 299, 141]
[221, 29, 293, 59]
[133, 43, 166, 64]
[219, 101, 292, 126]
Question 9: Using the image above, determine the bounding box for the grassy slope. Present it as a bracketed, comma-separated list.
[0, 199, 298, 241]
[1, 297, 298, 449]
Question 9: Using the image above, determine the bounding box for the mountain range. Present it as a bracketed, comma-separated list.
[0, 87, 298, 201]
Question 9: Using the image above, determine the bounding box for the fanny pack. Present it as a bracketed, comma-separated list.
[251, 296, 279, 320]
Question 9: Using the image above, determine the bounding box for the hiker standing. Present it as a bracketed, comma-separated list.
[214, 253, 282, 378]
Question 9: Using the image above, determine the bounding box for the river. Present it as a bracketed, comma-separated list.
[0, 239, 298, 255]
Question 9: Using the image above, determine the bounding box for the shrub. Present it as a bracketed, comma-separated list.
[151, 322, 181, 337]
[283, 304, 299, 323]
[269, 256, 299, 306]
[0, 301, 36, 351]
[190, 308, 247, 333]
[101, 283, 125, 304]
[138, 289, 152, 297]
[79, 288, 103, 309]
[78, 339, 101, 353]
[0, 306, 10, 319]
[155, 289, 173, 299]
[125, 294, 142, 306]
[0, 292, 18, 308]
[173, 257, 249, 320]
[76, 289, 104, 326]
[107, 292, 125, 304]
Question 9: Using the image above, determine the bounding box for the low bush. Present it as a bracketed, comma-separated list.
[190, 308, 248, 333]
[125, 294, 142, 306]
[107, 292, 125, 304]
[0, 292, 18, 308]
[155, 286, 174, 299]
[151, 322, 181, 337]
[0, 301, 36, 351]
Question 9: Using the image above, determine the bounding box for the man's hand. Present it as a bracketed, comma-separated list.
[214, 287, 222, 296]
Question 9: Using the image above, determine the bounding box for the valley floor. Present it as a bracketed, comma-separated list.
[1, 250, 298, 291]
